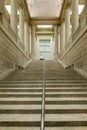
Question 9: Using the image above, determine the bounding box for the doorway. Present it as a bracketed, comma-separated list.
[39, 39, 53, 60]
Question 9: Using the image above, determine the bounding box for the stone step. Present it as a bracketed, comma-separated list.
[0, 127, 40, 130]
[45, 83, 87, 85]
[0, 105, 41, 110]
[0, 109, 41, 114]
[0, 121, 87, 127]
[0, 109, 87, 114]
[0, 87, 42, 89]
[0, 88, 42, 92]
[0, 101, 42, 104]
[0, 94, 42, 97]
[0, 97, 42, 101]
[45, 114, 87, 121]
[2, 80, 87, 83]
[45, 97, 87, 101]
[45, 92, 87, 94]
[0, 92, 42, 94]
[45, 85, 87, 87]
[45, 127, 87, 130]
[0, 81, 43, 84]
[0, 114, 41, 121]
[1, 97, 87, 101]
[44, 109, 87, 114]
[45, 100, 87, 104]
[46, 94, 87, 97]
[0, 88, 87, 92]
[44, 121, 87, 126]
[0, 93, 87, 98]
[0, 84, 43, 86]
[45, 104, 87, 109]
[45, 89, 87, 92]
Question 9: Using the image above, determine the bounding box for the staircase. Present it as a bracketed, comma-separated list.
[0, 60, 87, 130]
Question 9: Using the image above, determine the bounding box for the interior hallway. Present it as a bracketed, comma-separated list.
[0, 60, 87, 129]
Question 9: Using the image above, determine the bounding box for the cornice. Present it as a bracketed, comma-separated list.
[30, 18, 61, 25]
[60, 0, 71, 20]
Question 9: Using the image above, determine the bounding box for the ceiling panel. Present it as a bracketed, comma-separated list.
[27, 0, 63, 18]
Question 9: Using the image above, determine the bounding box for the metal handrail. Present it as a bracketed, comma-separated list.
[40, 60, 45, 130]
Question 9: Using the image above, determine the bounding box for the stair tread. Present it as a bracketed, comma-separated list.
[0, 60, 87, 129]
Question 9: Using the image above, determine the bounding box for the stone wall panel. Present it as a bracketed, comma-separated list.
[0, 24, 29, 69]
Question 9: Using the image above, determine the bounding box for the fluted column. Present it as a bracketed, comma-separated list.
[10, 0, 17, 33]
[0, 0, 4, 22]
[0, 0, 4, 13]
[72, 0, 79, 33]
[60, 20, 65, 55]
[85, 0, 87, 11]
[54, 25, 58, 59]
[65, 6, 71, 44]
[31, 25, 36, 60]
[19, 5, 24, 45]
[58, 27, 60, 55]
[28, 26, 31, 57]
[24, 20, 29, 55]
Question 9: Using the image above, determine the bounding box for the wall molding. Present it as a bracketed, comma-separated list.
[0, 68, 15, 81]
[60, 25, 87, 60]
[0, 22, 30, 60]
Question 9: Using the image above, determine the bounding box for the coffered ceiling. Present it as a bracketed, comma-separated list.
[27, 0, 63, 18]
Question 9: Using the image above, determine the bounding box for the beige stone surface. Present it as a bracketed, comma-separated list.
[0, 114, 40, 121]
[45, 127, 87, 130]
[0, 127, 40, 130]
[0, 105, 41, 110]
[46, 114, 87, 121]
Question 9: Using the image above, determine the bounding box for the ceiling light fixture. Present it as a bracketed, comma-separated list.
[37, 25, 53, 28]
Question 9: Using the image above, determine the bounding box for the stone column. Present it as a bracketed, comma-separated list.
[19, 5, 24, 45]
[54, 25, 58, 59]
[28, 26, 31, 57]
[58, 27, 60, 55]
[0, 0, 4, 13]
[85, 0, 87, 10]
[65, 6, 71, 44]
[60, 20, 65, 55]
[10, 0, 17, 33]
[31, 25, 36, 60]
[0, 0, 4, 22]
[24, 20, 29, 55]
[72, 0, 79, 33]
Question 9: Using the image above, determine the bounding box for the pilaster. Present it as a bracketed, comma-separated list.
[19, 5, 24, 45]
[10, 0, 17, 33]
[60, 20, 65, 55]
[31, 25, 36, 60]
[72, 0, 79, 33]
[54, 25, 58, 59]
[65, 6, 71, 44]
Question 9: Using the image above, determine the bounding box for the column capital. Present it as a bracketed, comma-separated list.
[58, 26, 60, 34]
[65, 1, 71, 10]
[18, 3, 24, 9]
[61, 18, 65, 23]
